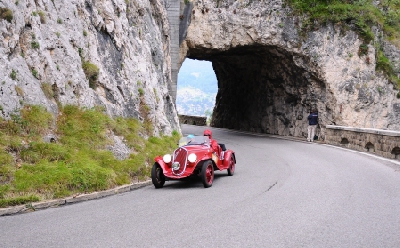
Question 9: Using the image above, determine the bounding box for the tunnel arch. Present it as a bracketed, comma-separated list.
[185, 44, 328, 137]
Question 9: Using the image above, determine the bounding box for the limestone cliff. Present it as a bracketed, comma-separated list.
[181, 0, 400, 139]
[0, 0, 180, 136]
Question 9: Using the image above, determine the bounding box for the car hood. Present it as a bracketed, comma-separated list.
[180, 144, 211, 153]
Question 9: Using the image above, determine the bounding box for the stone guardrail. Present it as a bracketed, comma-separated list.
[325, 125, 400, 160]
[178, 115, 207, 126]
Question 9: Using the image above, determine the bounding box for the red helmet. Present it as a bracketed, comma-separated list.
[203, 129, 212, 139]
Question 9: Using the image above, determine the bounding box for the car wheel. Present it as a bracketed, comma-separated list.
[151, 163, 165, 188]
[227, 155, 235, 176]
[201, 160, 214, 188]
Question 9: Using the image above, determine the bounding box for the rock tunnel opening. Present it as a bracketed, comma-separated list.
[176, 59, 217, 121]
[185, 44, 327, 137]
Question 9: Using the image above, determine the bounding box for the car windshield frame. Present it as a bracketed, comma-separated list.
[179, 135, 210, 146]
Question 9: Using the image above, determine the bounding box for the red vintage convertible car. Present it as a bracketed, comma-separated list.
[152, 135, 236, 188]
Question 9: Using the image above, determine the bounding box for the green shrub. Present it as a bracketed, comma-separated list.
[0, 8, 13, 23]
[10, 69, 16, 80]
[83, 30, 87, 36]
[32, 69, 39, 79]
[138, 88, 144, 96]
[57, 18, 63, 24]
[376, 49, 393, 75]
[31, 41, 40, 49]
[38, 11, 46, 24]
[78, 48, 84, 58]
[41, 83, 54, 99]
[82, 61, 99, 89]
[285, 0, 399, 43]
[286, 0, 400, 86]
[358, 44, 368, 56]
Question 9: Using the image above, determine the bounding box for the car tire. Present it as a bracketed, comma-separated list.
[227, 154, 235, 176]
[151, 163, 165, 188]
[201, 160, 214, 188]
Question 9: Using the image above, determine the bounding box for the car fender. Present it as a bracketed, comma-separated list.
[223, 150, 236, 168]
[154, 156, 170, 172]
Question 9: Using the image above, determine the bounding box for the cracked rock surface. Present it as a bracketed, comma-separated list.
[181, 0, 400, 138]
[0, 0, 180, 139]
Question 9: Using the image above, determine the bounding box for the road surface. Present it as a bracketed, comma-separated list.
[1, 124, 400, 247]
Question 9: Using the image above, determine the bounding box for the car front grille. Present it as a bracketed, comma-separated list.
[172, 147, 188, 175]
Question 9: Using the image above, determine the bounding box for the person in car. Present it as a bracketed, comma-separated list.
[203, 129, 219, 154]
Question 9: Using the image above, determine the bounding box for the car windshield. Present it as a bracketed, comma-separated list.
[178, 135, 210, 146]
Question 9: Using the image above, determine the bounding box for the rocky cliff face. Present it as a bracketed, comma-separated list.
[0, 0, 180, 136]
[181, 0, 400, 138]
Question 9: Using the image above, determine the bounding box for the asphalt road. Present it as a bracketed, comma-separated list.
[1, 124, 400, 247]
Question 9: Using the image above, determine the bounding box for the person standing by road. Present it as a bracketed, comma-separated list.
[307, 109, 318, 142]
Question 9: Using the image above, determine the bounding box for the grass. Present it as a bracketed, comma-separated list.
[32, 69, 39, 79]
[38, 11, 46, 24]
[138, 88, 144, 96]
[285, 0, 400, 88]
[15, 86, 24, 96]
[31, 41, 40, 49]
[0, 195, 40, 208]
[0, 8, 13, 23]
[82, 61, 99, 89]
[10, 70, 16, 80]
[0, 105, 180, 207]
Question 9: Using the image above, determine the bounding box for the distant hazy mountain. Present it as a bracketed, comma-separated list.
[176, 59, 217, 117]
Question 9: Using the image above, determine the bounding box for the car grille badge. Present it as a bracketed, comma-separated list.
[172, 162, 180, 170]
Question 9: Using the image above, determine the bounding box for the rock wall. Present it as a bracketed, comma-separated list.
[180, 0, 400, 139]
[0, 0, 180, 136]
[178, 114, 206, 126]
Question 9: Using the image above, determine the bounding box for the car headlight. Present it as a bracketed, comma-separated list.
[163, 154, 172, 163]
[188, 153, 197, 163]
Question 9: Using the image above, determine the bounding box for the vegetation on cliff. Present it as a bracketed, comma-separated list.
[286, 0, 400, 86]
[0, 105, 179, 208]
[0, 7, 13, 23]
